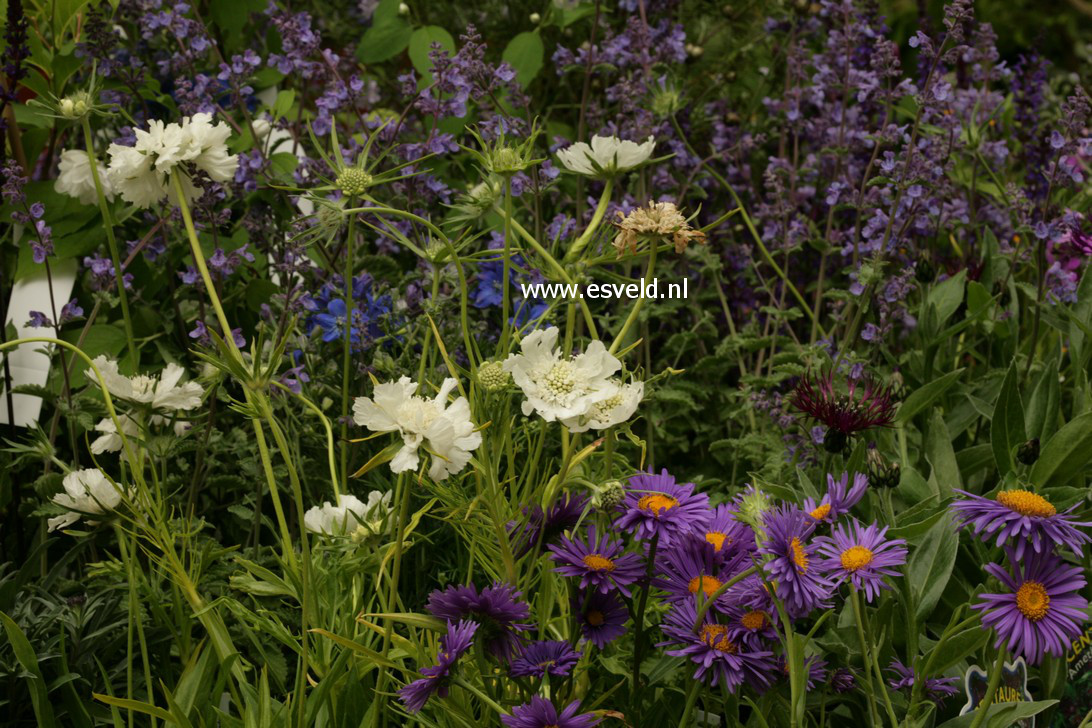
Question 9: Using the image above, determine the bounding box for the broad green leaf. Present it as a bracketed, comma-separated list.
[408, 26, 456, 84]
[896, 369, 964, 424]
[63, 324, 128, 388]
[907, 516, 958, 620]
[936, 699, 1057, 728]
[925, 408, 961, 495]
[1029, 411, 1092, 488]
[356, 0, 413, 64]
[1025, 361, 1060, 442]
[991, 361, 1025, 476]
[925, 269, 966, 328]
[502, 31, 545, 86]
[921, 627, 989, 675]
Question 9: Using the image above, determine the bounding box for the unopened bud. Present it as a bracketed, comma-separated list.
[398, 2, 409, 15]
[867, 448, 900, 489]
[594, 480, 626, 511]
[477, 361, 510, 392]
[529, 12, 541, 23]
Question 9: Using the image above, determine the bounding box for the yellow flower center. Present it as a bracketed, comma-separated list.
[741, 610, 767, 631]
[996, 490, 1056, 518]
[586, 610, 605, 627]
[790, 537, 809, 573]
[688, 575, 723, 599]
[809, 503, 832, 520]
[1015, 581, 1051, 622]
[638, 493, 679, 515]
[699, 624, 738, 653]
[705, 531, 728, 551]
[582, 554, 616, 572]
[840, 545, 875, 572]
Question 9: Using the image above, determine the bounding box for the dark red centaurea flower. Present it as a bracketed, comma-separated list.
[791, 370, 897, 452]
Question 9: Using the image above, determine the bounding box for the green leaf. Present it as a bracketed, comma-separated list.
[1029, 411, 1092, 488]
[991, 361, 1025, 477]
[907, 515, 958, 620]
[0, 611, 56, 725]
[63, 324, 128, 388]
[502, 32, 544, 86]
[896, 369, 965, 424]
[925, 269, 966, 328]
[1025, 361, 1060, 442]
[921, 627, 989, 675]
[408, 26, 456, 84]
[925, 408, 961, 495]
[936, 699, 1057, 728]
[356, 0, 413, 64]
[272, 89, 296, 120]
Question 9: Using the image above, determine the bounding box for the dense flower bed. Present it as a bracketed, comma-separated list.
[1, 0, 1091, 726]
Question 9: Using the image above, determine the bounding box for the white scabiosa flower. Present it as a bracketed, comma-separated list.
[352, 377, 482, 481]
[90, 414, 140, 454]
[48, 468, 126, 531]
[562, 379, 644, 433]
[305, 491, 393, 538]
[502, 326, 621, 422]
[555, 134, 655, 178]
[87, 357, 204, 411]
[107, 112, 239, 208]
[55, 149, 113, 204]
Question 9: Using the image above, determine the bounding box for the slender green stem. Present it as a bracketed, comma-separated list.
[453, 676, 509, 717]
[375, 473, 411, 723]
[771, 596, 802, 728]
[609, 242, 657, 355]
[501, 177, 514, 353]
[82, 118, 138, 372]
[969, 642, 1009, 728]
[856, 587, 899, 728]
[630, 533, 659, 725]
[272, 381, 340, 498]
[340, 211, 356, 495]
[565, 178, 614, 262]
[677, 678, 702, 728]
[849, 586, 881, 728]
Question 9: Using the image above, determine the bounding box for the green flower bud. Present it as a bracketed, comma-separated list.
[594, 480, 626, 511]
[336, 168, 373, 198]
[477, 361, 511, 392]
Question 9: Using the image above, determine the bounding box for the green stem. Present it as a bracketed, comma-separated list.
[501, 177, 514, 354]
[339, 212, 356, 495]
[969, 643, 1009, 728]
[850, 586, 881, 728]
[630, 533, 659, 725]
[609, 242, 658, 355]
[565, 178, 614, 262]
[856, 587, 899, 728]
[375, 474, 411, 720]
[82, 118, 138, 372]
[677, 679, 702, 728]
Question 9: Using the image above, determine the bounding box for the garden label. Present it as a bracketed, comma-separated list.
[959, 657, 1035, 727]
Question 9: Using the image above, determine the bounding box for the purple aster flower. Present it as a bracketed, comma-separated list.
[802, 472, 869, 523]
[817, 519, 907, 603]
[830, 667, 857, 693]
[658, 601, 776, 690]
[700, 503, 756, 559]
[759, 506, 833, 616]
[425, 583, 533, 659]
[398, 619, 477, 713]
[548, 526, 645, 597]
[656, 536, 747, 609]
[791, 370, 897, 452]
[723, 604, 778, 651]
[615, 469, 710, 546]
[509, 491, 588, 558]
[951, 488, 1091, 558]
[886, 659, 959, 701]
[973, 549, 1089, 665]
[509, 640, 581, 679]
[501, 697, 601, 728]
[571, 590, 627, 649]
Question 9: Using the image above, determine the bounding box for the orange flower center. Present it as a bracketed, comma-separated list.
[1015, 581, 1051, 621]
[809, 503, 832, 520]
[705, 531, 728, 551]
[996, 490, 1056, 518]
[790, 537, 809, 573]
[741, 610, 767, 630]
[840, 545, 874, 572]
[688, 575, 723, 599]
[638, 493, 679, 515]
[699, 624, 738, 653]
[582, 554, 616, 572]
[586, 610, 605, 627]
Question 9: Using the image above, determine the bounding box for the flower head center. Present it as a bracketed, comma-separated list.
[699, 624, 737, 653]
[543, 361, 577, 398]
[582, 553, 616, 572]
[790, 537, 809, 573]
[741, 610, 767, 630]
[638, 493, 679, 516]
[688, 575, 723, 599]
[705, 531, 728, 551]
[586, 610, 605, 627]
[809, 503, 832, 520]
[840, 545, 874, 572]
[996, 490, 1056, 518]
[1015, 580, 1051, 621]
